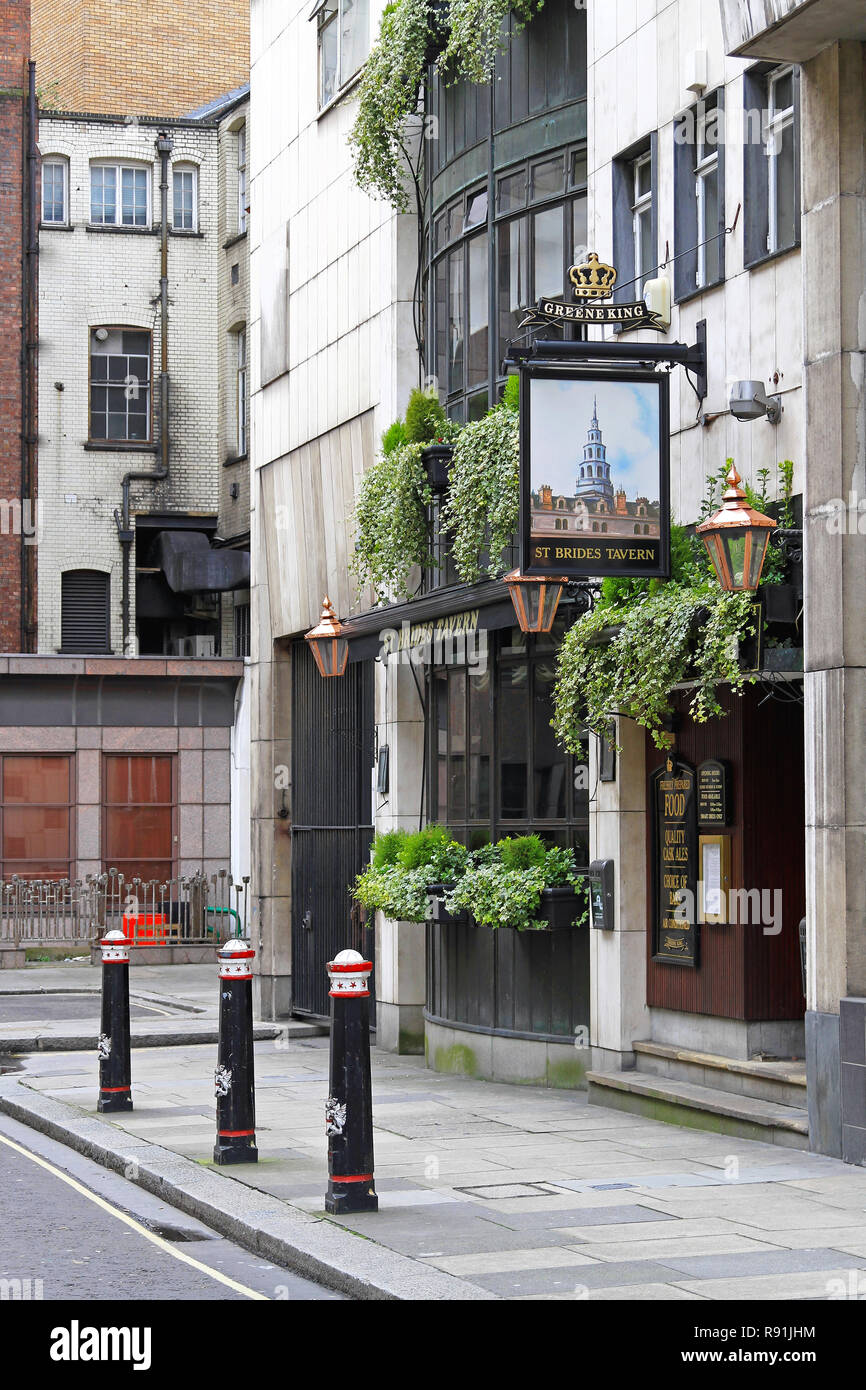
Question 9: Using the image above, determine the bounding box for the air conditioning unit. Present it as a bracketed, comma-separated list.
[169, 635, 216, 657]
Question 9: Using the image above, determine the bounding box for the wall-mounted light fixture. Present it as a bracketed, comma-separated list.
[696, 463, 777, 592]
[729, 380, 783, 425]
[304, 595, 348, 677]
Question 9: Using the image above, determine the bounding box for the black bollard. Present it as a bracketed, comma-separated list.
[97, 929, 133, 1113]
[213, 937, 258, 1165]
[324, 949, 377, 1214]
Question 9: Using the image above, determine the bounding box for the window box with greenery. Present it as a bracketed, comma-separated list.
[353, 825, 470, 923]
[443, 835, 586, 932]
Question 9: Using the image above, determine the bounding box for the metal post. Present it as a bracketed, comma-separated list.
[324, 949, 377, 1214]
[97, 929, 133, 1113]
[213, 938, 258, 1164]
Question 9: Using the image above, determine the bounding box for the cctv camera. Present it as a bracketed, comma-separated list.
[729, 380, 783, 424]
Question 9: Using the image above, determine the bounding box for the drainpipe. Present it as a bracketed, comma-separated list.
[20, 61, 38, 652]
[115, 130, 173, 655]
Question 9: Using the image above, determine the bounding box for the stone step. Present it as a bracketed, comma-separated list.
[586, 1068, 810, 1149]
[632, 1039, 807, 1109]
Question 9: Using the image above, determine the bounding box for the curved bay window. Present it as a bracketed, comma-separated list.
[429, 620, 589, 864]
[425, 0, 587, 422]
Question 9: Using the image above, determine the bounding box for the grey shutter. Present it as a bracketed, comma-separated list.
[61, 571, 111, 654]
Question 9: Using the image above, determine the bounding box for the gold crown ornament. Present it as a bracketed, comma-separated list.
[568, 252, 617, 299]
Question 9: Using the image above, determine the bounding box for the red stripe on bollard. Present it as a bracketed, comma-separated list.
[331, 1173, 374, 1183]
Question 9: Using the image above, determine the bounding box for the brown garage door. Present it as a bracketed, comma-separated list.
[102, 754, 176, 884]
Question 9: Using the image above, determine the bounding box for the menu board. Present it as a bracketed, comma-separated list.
[651, 756, 699, 967]
[697, 759, 730, 826]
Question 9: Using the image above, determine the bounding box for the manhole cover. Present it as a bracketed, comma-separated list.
[0, 993, 168, 1023]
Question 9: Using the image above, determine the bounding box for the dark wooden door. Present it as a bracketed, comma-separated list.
[290, 641, 374, 1019]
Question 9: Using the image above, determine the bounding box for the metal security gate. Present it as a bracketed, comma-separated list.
[290, 640, 374, 1019]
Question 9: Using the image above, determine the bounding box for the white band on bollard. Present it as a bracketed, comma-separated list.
[327, 949, 372, 998]
[100, 929, 130, 964]
[218, 937, 255, 980]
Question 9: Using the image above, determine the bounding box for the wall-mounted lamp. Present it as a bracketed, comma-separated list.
[696, 462, 777, 592]
[505, 570, 568, 633]
[304, 595, 349, 677]
[729, 380, 783, 425]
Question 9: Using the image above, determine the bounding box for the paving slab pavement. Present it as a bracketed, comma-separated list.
[1, 961, 865, 1300]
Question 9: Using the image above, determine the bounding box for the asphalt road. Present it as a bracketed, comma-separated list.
[0, 1114, 344, 1301]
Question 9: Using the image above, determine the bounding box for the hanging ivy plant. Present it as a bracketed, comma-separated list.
[552, 583, 758, 753]
[349, 0, 545, 210]
[441, 400, 520, 583]
[351, 440, 433, 599]
[348, 0, 433, 212]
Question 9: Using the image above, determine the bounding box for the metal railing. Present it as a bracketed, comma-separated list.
[0, 869, 250, 947]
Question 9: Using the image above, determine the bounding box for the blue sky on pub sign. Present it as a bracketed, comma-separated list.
[529, 377, 661, 501]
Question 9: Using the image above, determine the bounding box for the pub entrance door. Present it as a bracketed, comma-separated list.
[290, 640, 374, 1019]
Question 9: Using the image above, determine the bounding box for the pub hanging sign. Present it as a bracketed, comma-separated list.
[651, 755, 699, 967]
[521, 252, 667, 332]
[519, 365, 671, 580]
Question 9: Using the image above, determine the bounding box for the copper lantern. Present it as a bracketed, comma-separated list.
[696, 463, 777, 592]
[505, 569, 567, 634]
[305, 596, 349, 677]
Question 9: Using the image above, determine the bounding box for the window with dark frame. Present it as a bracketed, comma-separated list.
[674, 90, 726, 301]
[428, 623, 589, 864]
[89, 327, 151, 442]
[0, 755, 73, 881]
[430, 146, 587, 424]
[743, 64, 800, 267]
[612, 135, 657, 305]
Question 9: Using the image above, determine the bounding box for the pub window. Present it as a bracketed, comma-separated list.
[744, 65, 800, 266]
[0, 755, 73, 880]
[429, 623, 588, 864]
[61, 570, 111, 654]
[674, 91, 725, 300]
[42, 157, 69, 225]
[90, 327, 151, 442]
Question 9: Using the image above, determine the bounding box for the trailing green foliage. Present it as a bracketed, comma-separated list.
[349, 0, 544, 210]
[351, 440, 432, 599]
[552, 583, 758, 753]
[441, 401, 520, 582]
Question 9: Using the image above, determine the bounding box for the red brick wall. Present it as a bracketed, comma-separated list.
[0, 2, 32, 652]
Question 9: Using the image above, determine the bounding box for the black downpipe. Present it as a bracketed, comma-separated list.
[115, 130, 173, 655]
[20, 61, 38, 652]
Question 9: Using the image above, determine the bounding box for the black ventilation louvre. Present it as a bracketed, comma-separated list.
[61, 570, 111, 654]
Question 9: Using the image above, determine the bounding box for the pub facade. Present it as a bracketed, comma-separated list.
[249, 0, 866, 1161]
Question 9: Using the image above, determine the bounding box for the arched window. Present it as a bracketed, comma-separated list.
[634, 524, 641, 534]
[61, 571, 110, 653]
[42, 156, 69, 225]
[172, 163, 198, 231]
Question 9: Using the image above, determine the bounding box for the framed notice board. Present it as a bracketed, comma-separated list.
[650, 755, 699, 967]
